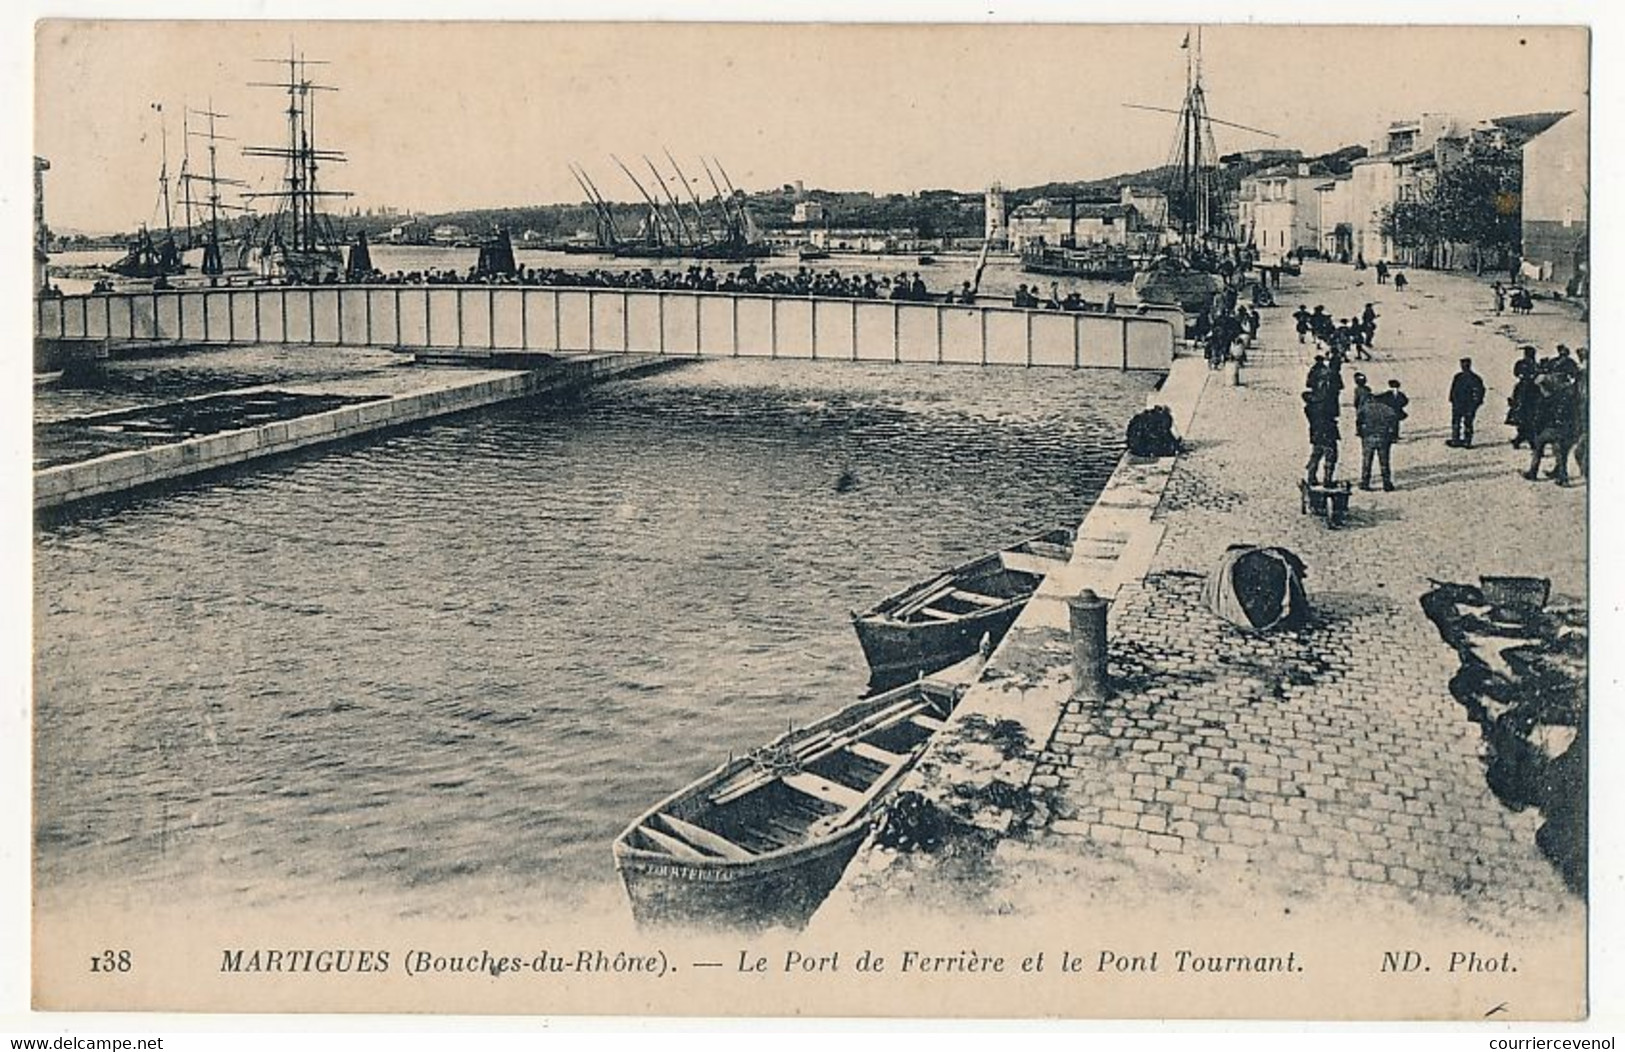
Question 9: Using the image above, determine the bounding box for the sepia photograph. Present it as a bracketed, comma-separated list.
[23, 15, 1597, 1022]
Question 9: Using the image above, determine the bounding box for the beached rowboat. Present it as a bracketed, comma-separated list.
[612, 671, 973, 929]
[852, 528, 1073, 690]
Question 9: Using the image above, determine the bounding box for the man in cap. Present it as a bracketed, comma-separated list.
[1356, 388, 1401, 491]
[1524, 370, 1579, 486]
[1352, 372, 1374, 412]
[1448, 358, 1487, 447]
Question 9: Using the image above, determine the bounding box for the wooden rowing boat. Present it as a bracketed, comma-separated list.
[852, 528, 1073, 690]
[612, 669, 975, 930]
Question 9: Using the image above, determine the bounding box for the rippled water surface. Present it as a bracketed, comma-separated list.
[34, 359, 1156, 918]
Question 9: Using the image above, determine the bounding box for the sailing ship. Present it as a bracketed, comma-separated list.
[178, 105, 250, 277]
[107, 103, 189, 280]
[574, 153, 772, 261]
[1128, 30, 1273, 311]
[241, 49, 352, 283]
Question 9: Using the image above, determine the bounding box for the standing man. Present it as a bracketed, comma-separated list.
[1293, 304, 1311, 344]
[1524, 372, 1578, 486]
[1493, 282, 1506, 315]
[1357, 391, 1400, 491]
[1448, 357, 1487, 448]
[1380, 378, 1410, 440]
[1351, 372, 1374, 412]
[1304, 390, 1341, 487]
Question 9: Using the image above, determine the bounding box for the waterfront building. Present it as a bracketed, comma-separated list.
[806, 226, 914, 253]
[1313, 174, 1354, 262]
[1519, 109, 1588, 289]
[1006, 199, 1141, 250]
[1120, 185, 1168, 231]
[430, 223, 467, 245]
[1236, 162, 1328, 264]
[385, 217, 432, 245]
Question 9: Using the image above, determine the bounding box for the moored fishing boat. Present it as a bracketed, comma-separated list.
[1128, 28, 1268, 311]
[1132, 256, 1226, 311]
[612, 668, 977, 929]
[852, 528, 1073, 690]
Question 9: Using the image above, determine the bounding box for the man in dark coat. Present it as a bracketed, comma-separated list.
[1356, 392, 1400, 491]
[1448, 357, 1487, 447]
[1508, 368, 1543, 449]
[1524, 372, 1578, 486]
[1304, 391, 1340, 487]
[1378, 378, 1409, 440]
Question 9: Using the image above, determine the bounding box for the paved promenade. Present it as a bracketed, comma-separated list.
[1041, 264, 1585, 908]
[826, 263, 1586, 965]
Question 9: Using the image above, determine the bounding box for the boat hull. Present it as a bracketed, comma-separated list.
[852, 528, 1072, 690]
[1132, 267, 1226, 312]
[1022, 248, 1137, 282]
[612, 677, 968, 930]
[615, 820, 870, 930]
[854, 603, 1024, 691]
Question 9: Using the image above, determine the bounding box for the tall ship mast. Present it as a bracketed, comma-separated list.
[1128, 28, 1275, 310]
[106, 102, 189, 279]
[242, 48, 351, 282]
[180, 103, 249, 276]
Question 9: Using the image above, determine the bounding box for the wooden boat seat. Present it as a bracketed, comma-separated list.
[847, 741, 907, 767]
[637, 822, 711, 862]
[912, 607, 959, 622]
[782, 771, 865, 810]
[657, 813, 754, 860]
[949, 588, 1004, 608]
[707, 696, 930, 808]
[910, 713, 948, 733]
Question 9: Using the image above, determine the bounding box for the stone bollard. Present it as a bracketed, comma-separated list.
[1069, 589, 1111, 701]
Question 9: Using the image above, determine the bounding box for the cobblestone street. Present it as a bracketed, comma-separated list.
[1038, 262, 1586, 922]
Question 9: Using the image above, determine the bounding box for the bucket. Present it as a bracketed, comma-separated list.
[1479, 575, 1551, 610]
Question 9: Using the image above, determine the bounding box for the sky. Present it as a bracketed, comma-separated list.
[34, 21, 1590, 233]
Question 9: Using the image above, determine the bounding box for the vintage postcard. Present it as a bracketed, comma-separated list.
[30, 19, 1590, 1019]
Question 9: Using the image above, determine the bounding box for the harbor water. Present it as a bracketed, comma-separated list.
[34, 357, 1157, 921]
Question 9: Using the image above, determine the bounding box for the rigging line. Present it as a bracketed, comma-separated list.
[1122, 103, 1280, 140]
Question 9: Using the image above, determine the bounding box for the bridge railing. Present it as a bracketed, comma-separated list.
[35, 285, 1175, 370]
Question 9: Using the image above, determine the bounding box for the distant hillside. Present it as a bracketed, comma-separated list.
[1008, 143, 1367, 205]
[90, 143, 1369, 244]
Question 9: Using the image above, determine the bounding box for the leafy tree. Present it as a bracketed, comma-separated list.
[1379, 198, 1440, 265]
[1433, 143, 1523, 272]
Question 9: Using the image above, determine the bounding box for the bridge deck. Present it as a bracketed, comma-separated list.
[36, 285, 1175, 371]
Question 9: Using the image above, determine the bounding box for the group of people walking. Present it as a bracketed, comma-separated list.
[1306, 328, 1585, 496]
[1293, 303, 1379, 361]
[1303, 348, 1409, 492]
[1505, 343, 1586, 485]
